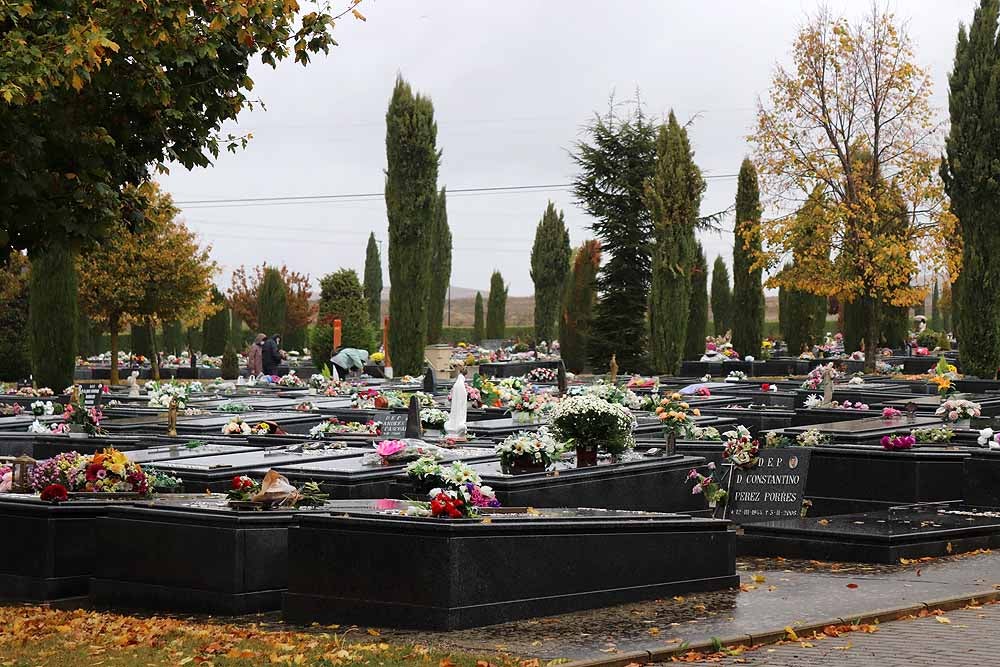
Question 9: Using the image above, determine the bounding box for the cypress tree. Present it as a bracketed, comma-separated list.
[930, 280, 942, 331]
[130, 322, 152, 357]
[778, 283, 787, 342]
[385, 76, 439, 374]
[284, 326, 306, 352]
[685, 243, 709, 360]
[257, 266, 287, 338]
[784, 286, 822, 355]
[230, 313, 245, 349]
[309, 269, 377, 367]
[0, 260, 31, 381]
[427, 188, 452, 343]
[560, 240, 601, 373]
[843, 298, 865, 353]
[473, 292, 485, 343]
[942, 0, 1000, 377]
[645, 112, 703, 374]
[162, 320, 183, 356]
[530, 201, 572, 344]
[201, 287, 230, 355]
[732, 158, 765, 359]
[29, 245, 78, 389]
[486, 271, 507, 339]
[221, 341, 239, 380]
[571, 100, 658, 372]
[881, 305, 909, 349]
[710, 256, 732, 335]
[942, 281, 954, 333]
[363, 232, 383, 330]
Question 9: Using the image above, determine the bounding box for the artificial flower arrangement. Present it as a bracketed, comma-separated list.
[847, 375, 865, 385]
[494, 429, 562, 474]
[146, 381, 190, 409]
[525, 367, 558, 383]
[687, 462, 727, 508]
[0, 464, 11, 493]
[0, 403, 22, 416]
[60, 400, 105, 435]
[800, 363, 843, 390]
[402, 459, 500, 518]
[695, 386, 711, 397]
[510, 389, 553, 418]
[323, 380, 357, 397]
[764, 432, 792, 448]
[30, 400, 56, 416]
[28, 448, 149, 498]
[471, 375, 526, 410]
[221, 417, 283, 436]
[760, 383, 778, 393]
[370, 351, 385, 364]
[362, 439, 448, 466]
[913, 427, 954, 444]
[308, 374, 328, 391]
[722, 425, 760, 469]
[225, 470, 328, 509]
[977, 428, 1000, 449]
[795, 429, 830, 447]
[7, 386, 55, 397]
[875, 360, 903, 375]
[295, 401, 315, 412]
[217, 401, 253, 414]
[882, 407, 902, 420]
[803, 395, 869, 410]
[655, 393, 700, 438]
[566, 381, 643, 411]
[278, 370, 306, 388]
[760, 339, 774, 360]
[309, 417, 382, 439]
[420, 408, 449, 431]
[626, 375, 659, 390]
[881, 434, 915, 451]
[549, 394, 636, 457]
[935, 399, 981, 423]
[691, 426, 721, 441]
[725, 370, 747, 382]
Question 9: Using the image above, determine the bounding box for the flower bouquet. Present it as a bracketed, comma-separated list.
[495, 429, 561, 474]
[146, 381, 190, 410]
[722, 425, 760, 469]
[691, 426, 721, 441]
[309, 417, 382, 439]
[61, 401, 105, 436]
[795, 429, 830, 447]
[217, 401, 253, 413]
[977, 428, 1000, 450]
[764, 432, 792, 448]
[725, 370, 746, 382]
[29, 448, 150, 497]
[800, 363, 842, 390]
[935, 399, 981, 424]
[278, 370, 306, 388]
[221, 417, 252, 436]
[226, 470, 328, 509]
[526, 367, 558, 383]
[549, 394, 636, 465]
[362, 439, 448, 466]
[687, 463, 727, 509]
[655, 393, 699, 445]
[420, 408, 449, 431]
[567, 382, 642, 411]
[882, 407, 902, 420]
[881, 434, 915, 451]
[401, 460, 500, 518]
[626, 375, 659, 390]
[30, 400, 56, 416]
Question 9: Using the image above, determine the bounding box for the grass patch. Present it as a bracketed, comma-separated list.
[0, 606, 523, 666]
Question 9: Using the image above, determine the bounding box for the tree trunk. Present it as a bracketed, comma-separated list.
[149, 319, 160, 381]
[109, 315, 120, 385]
[862, 296, 879, 374]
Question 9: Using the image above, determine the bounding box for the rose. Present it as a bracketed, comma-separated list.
[231, 476, 254, 490]
[375, 440, 406, 458]
[40, 484, 68, 503]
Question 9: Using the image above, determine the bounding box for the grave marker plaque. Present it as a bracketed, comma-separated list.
[375, 412, 408, 439]
[81, 386, 103, 409]
[725, 448, 811, 523]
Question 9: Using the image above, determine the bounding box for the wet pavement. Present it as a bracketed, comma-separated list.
[362, 551, 1000, 662]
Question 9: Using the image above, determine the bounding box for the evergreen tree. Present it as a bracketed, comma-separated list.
[283, 325, 306, 352]
[942, 0, 1000, 377]
[257, 266, 287, 337]
[685, 243, 709, 360]
[221, 341, 239, 380]
[162, 321, 183, 356]
[560, 240, 601, 373]
[881, 305, 909, 349]
[385, 76, 439, 374]
[783, 284, 823, 355]
[76, 311, 98, 359]
[29, 245, 77, 389]
[778, 283, 787, 342]
[571, 99, 658, 372]
[732, 158, 765, 359]
[930, 280, 943, 331]
[473, 292, 485, 343]
[486, 271, 507, 339]
[645, 112, 703, 373]
[201, 287, 230, 355]
[309, 269, 377, 368]
[0, 257, 31, 381]
[363, 232, 382, 331]
[131, 322, 153, 358]
[427, 188, 452, 343]
[843, 298, 864, 354]
[230, 313, 245, 349]
[530, 201, 572, 344]
[710, 256, 732, 335]
[942, 281, 954, 334]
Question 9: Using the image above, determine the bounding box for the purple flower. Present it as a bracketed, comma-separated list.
[691, 483, 703, 495]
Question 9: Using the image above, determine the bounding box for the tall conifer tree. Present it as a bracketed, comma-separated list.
[710, 256, 732, 335]
[257, 267, 287, 337]
[685, 243, 709, 360]
[363, 233, 383, 331]
[29, 245, 77, 389]
[427, 188, 451, 343]
[385, 76, 439, 374]
[486, 271, 507, 339]
[473, 292, 485, 343]
[530, 202, 572, 344]
[732, 158, 764, 359]
[560, 240, 601, 373]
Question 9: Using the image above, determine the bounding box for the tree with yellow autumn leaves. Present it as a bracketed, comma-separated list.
[749, 6, 960, 370]
[77, 183, 218, 384]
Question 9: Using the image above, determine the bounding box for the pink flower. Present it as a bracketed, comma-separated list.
[948, 410, 959, 421]
[691, 483, 703, 495]
[375, 440, 406, 457]
[0, 470, 11, 493]
[707, 462, 716, 470]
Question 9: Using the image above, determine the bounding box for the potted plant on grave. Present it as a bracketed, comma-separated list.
[549, 394, 635, 467]
[935, 398, 981, 428]
[495, 429, 561, 474]
[655, 393, 699, 455]
[419, 407, 449, 434]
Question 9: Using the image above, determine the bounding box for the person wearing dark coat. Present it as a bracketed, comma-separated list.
[262, 334, 282, 376]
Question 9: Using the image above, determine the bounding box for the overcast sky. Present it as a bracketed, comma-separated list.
[160, 0, 979, 297]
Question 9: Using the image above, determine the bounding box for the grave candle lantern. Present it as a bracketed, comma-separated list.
[11, 454, 35, 493]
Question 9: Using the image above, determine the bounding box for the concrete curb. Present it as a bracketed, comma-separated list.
[562, 590, 1000, 667]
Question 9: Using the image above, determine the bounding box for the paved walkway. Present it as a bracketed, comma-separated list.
[702, 601, 1000, 666]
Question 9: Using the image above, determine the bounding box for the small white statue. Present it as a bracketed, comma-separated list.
[127, 371, 140, 398]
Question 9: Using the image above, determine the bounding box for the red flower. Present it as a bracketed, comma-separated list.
[231, 476, 254, 490]
[85, 462, 103, 482]
[761, 384, 771, 392]
[430, 492, 465, 518]
[40, 484, 68, 503]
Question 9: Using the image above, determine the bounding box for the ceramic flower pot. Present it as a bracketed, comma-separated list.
[503, 455, 546, 475]
[575, 446, 598, 468]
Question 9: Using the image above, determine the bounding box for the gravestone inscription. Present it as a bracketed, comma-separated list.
[725, 448, 811, 523]
[374, 412, 408, 439]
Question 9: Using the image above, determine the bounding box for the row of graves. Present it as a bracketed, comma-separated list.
[3, 355, 1000, 631]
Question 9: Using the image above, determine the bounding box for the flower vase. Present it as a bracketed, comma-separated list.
[954, 418, 972, 429]
[665, 431, 677, 456]
[575, 446, 598, 468]
[504, 455, 546, 475]
[708, 499, 717, 509]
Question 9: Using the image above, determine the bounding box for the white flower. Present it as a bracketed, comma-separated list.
[804, 394, 822, 408]
[848, 376, 864, 385]
[27, 419, 51, 434]
[744, 356, 755, 362]
[700, 374, 711, 382]
[978, 428, 995, 446]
